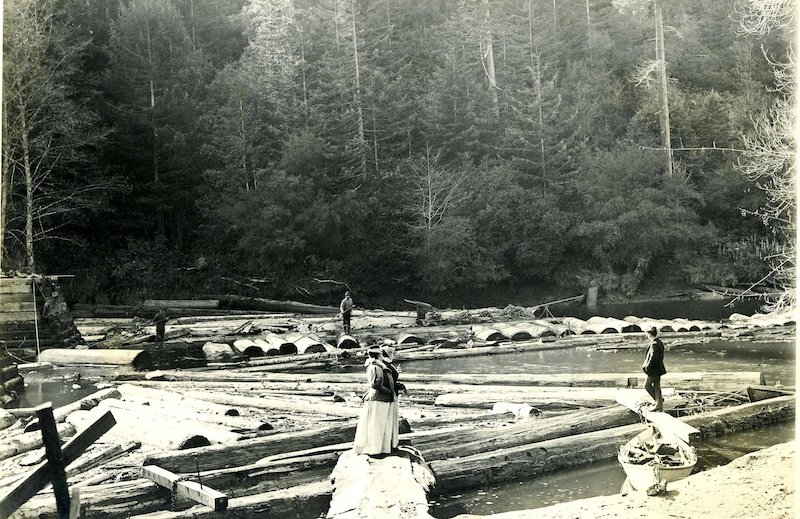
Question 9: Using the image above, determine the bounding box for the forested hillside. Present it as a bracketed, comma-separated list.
[1, 0, 793, 307]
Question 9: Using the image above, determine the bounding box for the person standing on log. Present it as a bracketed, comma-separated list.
[153, 310, 169, 349]
[642, 327, 666, 412]
[340, 291, 354, 335]
[381, 344, 406, 449]
[353, 344, 397, 456]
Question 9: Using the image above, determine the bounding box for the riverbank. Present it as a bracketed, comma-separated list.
[453, 440, 795, 519]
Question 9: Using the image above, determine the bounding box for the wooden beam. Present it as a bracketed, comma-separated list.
[141, 465, 228, 512]
[0, 410, 115, 519]
[36, 405, 70, 518]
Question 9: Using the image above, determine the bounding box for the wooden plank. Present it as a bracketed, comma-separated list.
[0, 302, 37, 312]
[0, 293, 35, 303]
[0, 312, 37, 323]
[141, 465, 228, 512]
[643, 411, 700, 443]
[615, 392, 700, 443]
[0, 410, 115, 519]
[36, 405, 70, 518]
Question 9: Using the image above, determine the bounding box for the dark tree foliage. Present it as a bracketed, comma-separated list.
[2, 0, 787, 305]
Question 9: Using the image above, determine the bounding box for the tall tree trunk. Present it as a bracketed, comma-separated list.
[300, 36, 309, 126]
[372, 107, 379, 174]
[333, 0, 341, 55]
[189, 0, 196, 51]
[350, 0, 367, 177]
[585, 0, 591, 29]
[654, 0, 673, 177]
[146, 20, 165, 237]
[239, 100, 252, 191]
[21, 107, 35, 271]
[481, 0, 499, 116]
[528, 2, 547, 196]
[0, 104, 10, 269]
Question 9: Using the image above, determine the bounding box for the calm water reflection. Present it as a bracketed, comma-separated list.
[405, 339, 795, 385]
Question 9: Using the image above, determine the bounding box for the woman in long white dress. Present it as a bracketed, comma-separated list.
[380, 344, 405, 448]
[353, 344, 396, 456]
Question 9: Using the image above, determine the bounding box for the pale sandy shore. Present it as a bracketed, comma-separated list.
[454, 440, 795, 519]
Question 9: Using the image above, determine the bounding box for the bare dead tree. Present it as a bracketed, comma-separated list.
[406, 145, 468, 234]
[734, 0, 795, 312]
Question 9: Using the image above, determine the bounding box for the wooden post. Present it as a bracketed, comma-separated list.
[36, 404, 70, 518]
[0, 408, 115, 519]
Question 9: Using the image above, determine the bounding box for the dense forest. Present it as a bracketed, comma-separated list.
[1, 0, 794, 308]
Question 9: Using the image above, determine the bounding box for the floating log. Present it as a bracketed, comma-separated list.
[38, 349, 151, 369]
[143, 300, 220, 309]
[233, 339, 261, 357]
[152, 371, 763, 392]
[144, 423, 358, 473]
[65, 440, 141, 477]
[472, 326, 508, 342]
[201, 342, 246, 362]
[397, 333, 425, 345]
[251, 338, 279, 356]
[413, 402, 683, 461]
[430, 395, 794, 493]
[533, 319, 573, 337]
[97, 399, 270, 432]
[0, 423, 76, 462]
[23, 388, 122, 431]
[130, 480, 332, 519]
[434, 388, 677, 410]
[327, 448, 435, 519]
[180, 390, 361, 418]
[220, 295, 338, 314]
[66, 407, 239, 450]
[295, 335, 328, 354]
[336, 335, 359, 349]
[116, 384, 247, 417]
[747, 385, 795, 402]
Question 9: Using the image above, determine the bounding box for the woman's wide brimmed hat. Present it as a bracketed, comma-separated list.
[367, 343, 381, 353]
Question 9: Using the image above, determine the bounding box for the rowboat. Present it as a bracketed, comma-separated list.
[618, 424, 697, 493]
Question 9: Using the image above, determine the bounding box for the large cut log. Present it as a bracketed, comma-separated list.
[0, 423, 76, 461]
[143, 422, 358, 473]
[22, 388, 122, 431]
[66, 407, 240, 450]
[327, 448, 435, 519]
[143, 300, 220, 309]
[66, 440, 141, 477]
[128, 480, 332, 519]
[97, 399, 271, 432]
[433, 388, 677, 410]
[116, 384, 242, 417]
[415, 399, 682, 461]
[38, 349, 151, 369]
[180, 390, 361, 418]
[141, 370, 764, 392]
[221, 295, 338, 315]
[10, 453, 337, 518]
[430, 395, 795, 493]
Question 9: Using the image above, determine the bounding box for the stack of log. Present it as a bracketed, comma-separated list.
[0, 367, 794, 518]
[0, 351, 23, 407]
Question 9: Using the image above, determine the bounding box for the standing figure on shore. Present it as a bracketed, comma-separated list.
[340, 291, 354, 334]
[381, 344, 406, 447]
[642, 327, 666, 411]
[353, 344, 397, 456]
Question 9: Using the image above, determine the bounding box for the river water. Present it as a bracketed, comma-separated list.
[403, 332, 795, 518]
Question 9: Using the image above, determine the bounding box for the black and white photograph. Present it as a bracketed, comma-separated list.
[0, 0, 795, 517]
